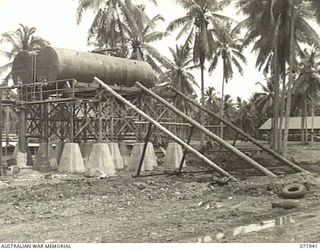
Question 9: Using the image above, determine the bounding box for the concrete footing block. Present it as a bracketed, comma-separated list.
[58, 143, 85, 173]
[12, 142, 33, 168]
[127, 142, 157, 172]
[34, 143, 58, 171]
[108, 142, 124, 170]
[15, 151, 28, 168]
[80, 143, 93, 166]
[163, 142, 186, 170]
[118, 142, 129, 168]
[85, 143, 116, 177]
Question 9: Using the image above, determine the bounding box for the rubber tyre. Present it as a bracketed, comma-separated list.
[281, 183, 307, 199]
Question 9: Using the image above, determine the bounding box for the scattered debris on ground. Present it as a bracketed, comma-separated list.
[0, 165, 320, 242]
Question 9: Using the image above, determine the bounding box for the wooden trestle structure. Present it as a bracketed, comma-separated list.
[0, 76, 307, 179]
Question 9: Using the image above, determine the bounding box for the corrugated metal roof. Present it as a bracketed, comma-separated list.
[259, 116, 320, 130]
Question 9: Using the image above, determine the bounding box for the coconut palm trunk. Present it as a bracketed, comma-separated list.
[311, 99, 315, 143]
[283, 0, 295, 157]
[304, 97, 308, 143]
[278, 67, 286, 152]
[200, 63, 205, 146]
[272, 47, 280, 150]
[220, 68, 225, 139]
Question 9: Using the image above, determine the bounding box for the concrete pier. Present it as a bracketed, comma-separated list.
[127, 142, 157, 172]
[58, 143, 85, 173]
[12, 142, 33, 168]
[163, 142, 186, 170]
[85, 143, 116, 177]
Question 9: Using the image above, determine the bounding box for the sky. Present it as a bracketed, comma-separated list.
[0, 0, 319, 101]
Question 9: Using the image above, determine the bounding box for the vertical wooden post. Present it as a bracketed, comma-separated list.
[138, 94, 143, 141]
[178, 126, 194, 173]
[232, 132, 239, 147]
[17, 79, 26, 153]
[70, 103, 74, 142]
[83, 102, 88, 142]
[44, 103, 49, 156]
[5, 106, 9, 159]
[44, 104, 49, 140]
[19, 106, 26, 153]
[98, 89, 103, 143]
[110, 97, 114, 141]
[136, 122, 153, 176]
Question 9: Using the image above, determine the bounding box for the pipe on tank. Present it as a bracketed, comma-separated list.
[35, 46, 156, 88]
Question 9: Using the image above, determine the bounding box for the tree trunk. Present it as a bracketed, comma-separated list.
[304, 97, 308, 143]
[114, 2, 126, 56]
[272, 50, 280, 151]
[220, 70, 225, 139]
[311, 98, 314, 143]
[278, 66, 286, 152]
[200, 63, 205, 146]
[301, 108, 305, 143]
[282, 0, 295, 157]
[5, 106, 9, 158]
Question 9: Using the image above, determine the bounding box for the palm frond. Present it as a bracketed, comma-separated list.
[145, 54, 163, 75]
[144, 31, 164, 43]
[143, 44, 171, 68]
[0, 62, 13, 75]
[209, 54, 219, 73]
[166, 15, 192, 33]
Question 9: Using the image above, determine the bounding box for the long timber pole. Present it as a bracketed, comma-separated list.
[94, 77, 237, 181]
[170, 87, 307, 173]
[135, 82, 277, 178]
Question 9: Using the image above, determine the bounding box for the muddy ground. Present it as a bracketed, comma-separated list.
[0, 142, 320, 243]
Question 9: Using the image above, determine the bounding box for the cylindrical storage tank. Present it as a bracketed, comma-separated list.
[12, 51, 36, 84]
[36, 46, 156, 88]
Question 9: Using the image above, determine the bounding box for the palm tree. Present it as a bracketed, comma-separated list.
[235, 97, 256, 136]
[0, 24, 49, 84]
[283, 0, 320, 154]
[166, 0, 231, 145]
[162, 44, 198, 95]
[208, 21, 247, 138]
[291, 48, 320, 143]
[76, 0, 155, 57]
[236, 0, 320, 152]
[166, 0, 231, 110]
[125, 12, 168, 74]
[254, 80, 275, 120]
[161, 44, 199, 117]
[204, 86, 219, 112]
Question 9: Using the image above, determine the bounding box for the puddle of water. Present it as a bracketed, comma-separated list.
[233, 216, 295, 236]
[193, 215, 295, 243]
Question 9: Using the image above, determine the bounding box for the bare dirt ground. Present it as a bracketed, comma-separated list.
[0, 142, 320, 243]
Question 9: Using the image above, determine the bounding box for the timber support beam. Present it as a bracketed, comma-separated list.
[135, 82, 277, 178]
[94, 77, 238, 181]
[169, 86, 307, 173]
